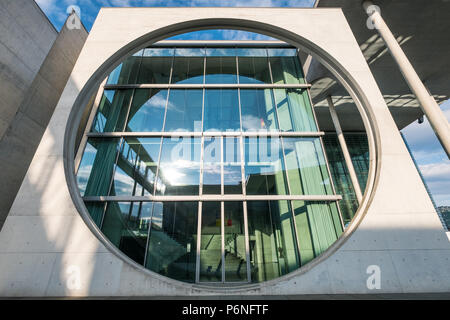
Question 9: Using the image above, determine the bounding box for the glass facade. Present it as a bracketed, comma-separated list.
[323, 133, 370, 225]
[77, 45, 367, 284]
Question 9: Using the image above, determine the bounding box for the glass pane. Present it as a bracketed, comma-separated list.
[274, 88, 317, 132]
[175, 48, 205, 56]
[224, 202, 247, 282]
[126, 89, 167, 132]
[203, 137, 221, 195]
[200, 202, 222, 282]
[171, 48, 205, 84]
[85, 202, 105, 227]
[240, 89, 278, 132]
[164, 89, 203, 132]
[248, 200, 299, 283]
[283, 137, 332, 195]
[110, 138, 161, 196]
[292, 201, 342, 266]
[137, 48, 173, 84]
[268, 48, 304, 85]
[102, 202, 153, 265]
[244, 137, 288, 195]
[77, 138, 120, 197]
[236, 48, 271, 84]
[107, 50, 143, 85]
[204, 89, 240, 132]
[224, 137, 242, 194]
[323, 133, 369, 225]
[205, 48, 237, 84]
[157, 137, 201, 195]
[91, 90, 133, 133]
[146, 202, 198, 283]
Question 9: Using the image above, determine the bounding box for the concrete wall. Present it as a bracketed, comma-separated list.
[0, 0, 56, 142]
[0, 3, 88, 229]
[0, 7, 449, 297]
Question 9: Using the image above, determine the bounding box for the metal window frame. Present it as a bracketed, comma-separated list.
[87, 131, 325, 138]
[83, 195, 342, 202]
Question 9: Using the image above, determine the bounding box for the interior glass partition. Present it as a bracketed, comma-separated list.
[77, 44, 356, 284]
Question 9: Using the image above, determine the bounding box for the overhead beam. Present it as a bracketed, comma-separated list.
[363, 0, 450, 158]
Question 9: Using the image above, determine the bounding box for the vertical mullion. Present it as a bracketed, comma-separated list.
[143, 201, 156, 267]
[168, 48, 175, 84]
[75, 78, 107, 173]
[196, 53, 206, 284]
[122, 88, 136, 133]
[199, 81, 205, 195]
[99, 85, 136, 228]
[99, 136, 125, 229]
[221, 137, 224, 195]
[221, 201, 225, 283]
[271, 70, 303, 265]
[243, 200, 251, 283]
[239, 136, 246, 197]
[267, 47, 274, 84]
[306, 86, 345, 230]
[195, 201, 202, 283]
[200, 136, 205, 196]
[236, 55, 251, 281]
[203, 48, 206, 85]
[236, 51, 240, 85]
[279, 136, 303, 265]
[152, 81, 171, 196]
[143, 47, 173, 267]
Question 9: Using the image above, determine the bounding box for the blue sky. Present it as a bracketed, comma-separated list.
[401, 101, 450, 207]
[35, 0, 316, 32]
[35, 0, 450, 207]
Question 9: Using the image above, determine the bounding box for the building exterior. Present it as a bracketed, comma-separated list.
[0, 4, 449, 298]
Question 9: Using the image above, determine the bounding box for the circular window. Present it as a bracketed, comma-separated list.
[75, 41, 371, 284]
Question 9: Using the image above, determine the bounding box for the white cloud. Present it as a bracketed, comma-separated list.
[419, 162, 450, 182]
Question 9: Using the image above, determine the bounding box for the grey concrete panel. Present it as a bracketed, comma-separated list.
[0, 253, 57, 297]
[0, 3, 54, 76]
[45, 252, 124, 297]
[0, 41, 35, 91]
[2, 0, 57, 51]
[0, 12, 88, 230]
[390, 250, 450, 292]
[0, 215, 109, 254]
[0, 118, 8, 138]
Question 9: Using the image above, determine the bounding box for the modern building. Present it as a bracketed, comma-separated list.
[0, 2, 449, 298]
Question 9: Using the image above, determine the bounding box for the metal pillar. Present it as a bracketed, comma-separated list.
[327, 96, 363, 203]
[363, 0, 450, 159]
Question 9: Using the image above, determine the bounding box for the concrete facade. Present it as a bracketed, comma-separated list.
[0, 7, 449, 297]
[0, 2, 88, 229]
[0, 0, 57, 140]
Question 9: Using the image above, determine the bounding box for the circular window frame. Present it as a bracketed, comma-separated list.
[64, 18, 381, 292]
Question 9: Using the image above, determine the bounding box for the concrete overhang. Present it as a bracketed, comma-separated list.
[312, 0, 450, 130]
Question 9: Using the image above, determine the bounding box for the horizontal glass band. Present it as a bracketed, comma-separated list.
[151, 41, 294, 48]
[104, 83, 311, 89]
[86, 131, 325, 138]
[82, 195, 342, 202]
